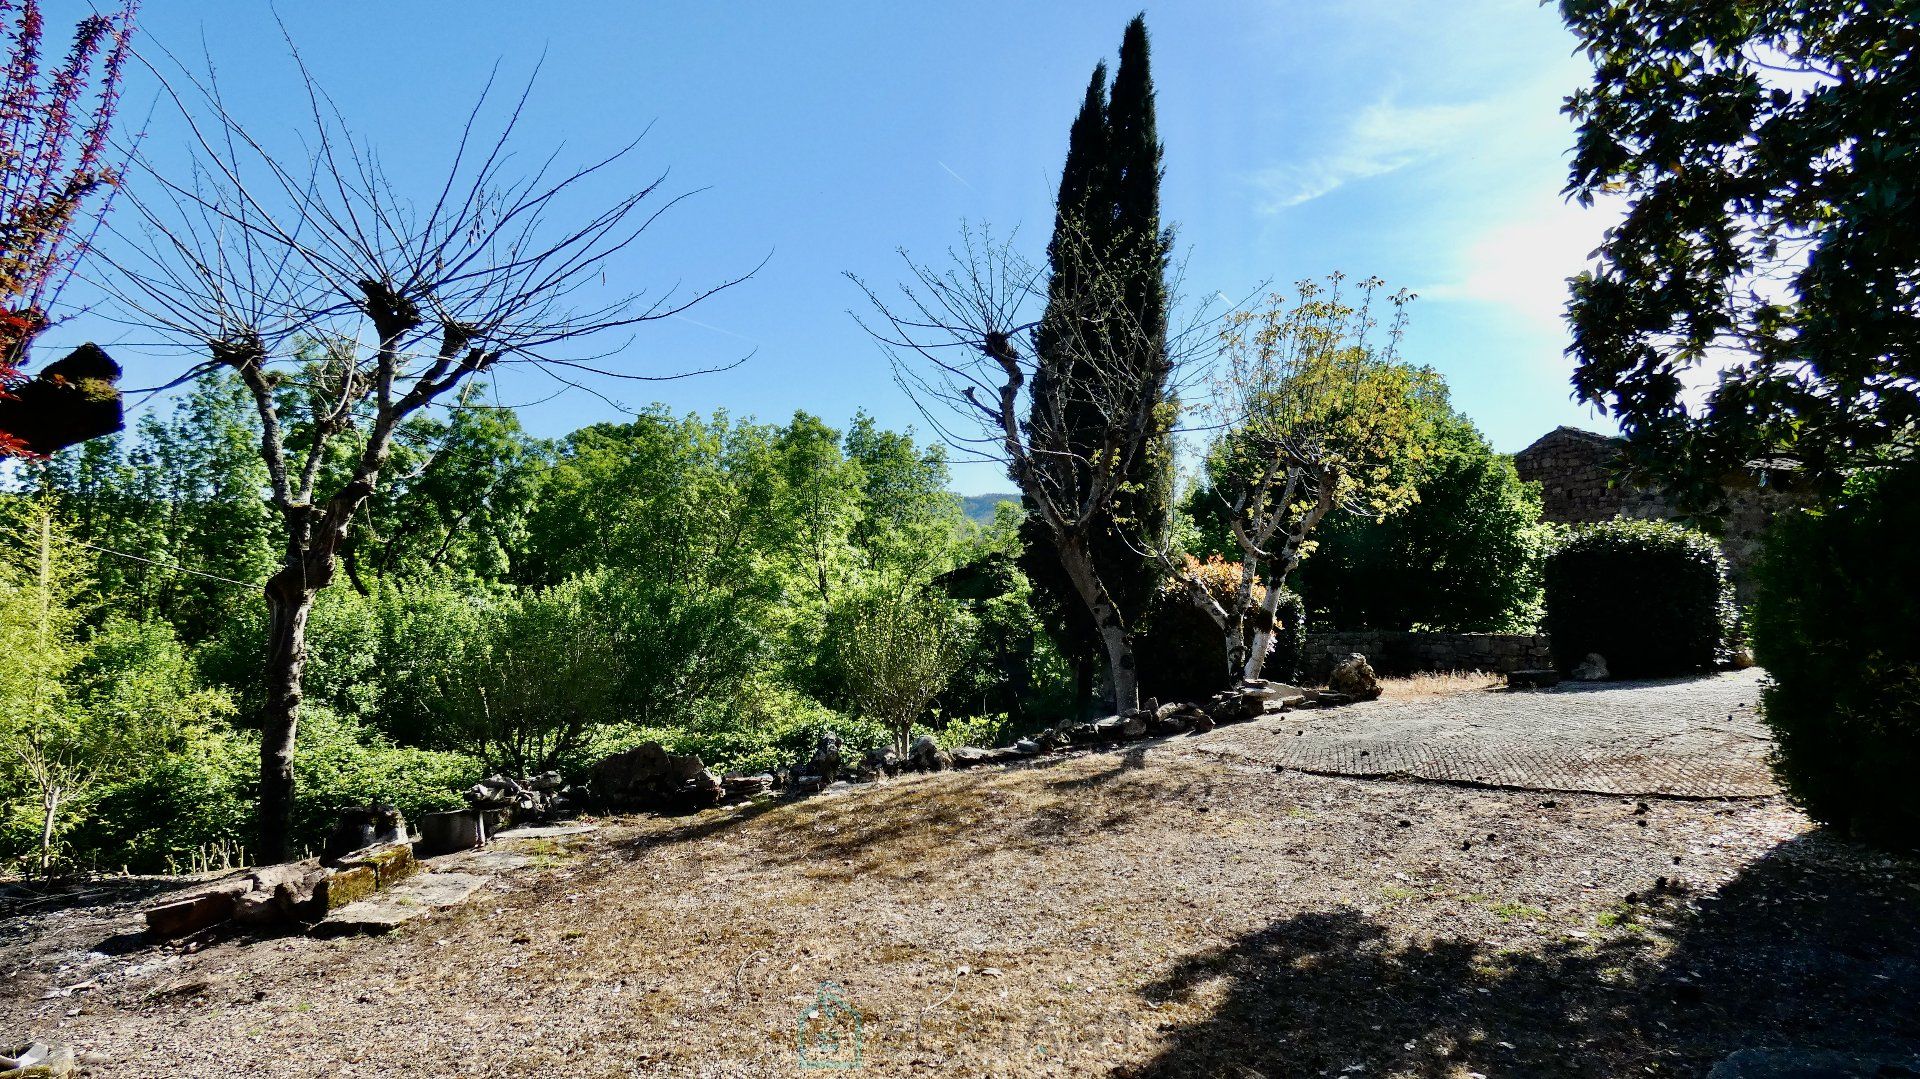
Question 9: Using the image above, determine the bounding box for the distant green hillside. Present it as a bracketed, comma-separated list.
[959, 493, 1021, 524]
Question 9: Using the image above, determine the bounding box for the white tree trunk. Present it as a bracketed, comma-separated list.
[1055, 537, 1140, 713]
[1241, 562, 1293, 681]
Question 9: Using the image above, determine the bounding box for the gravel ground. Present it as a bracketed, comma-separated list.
[4, 679, 1917, 1077]
[1200, 670, 1776, 798]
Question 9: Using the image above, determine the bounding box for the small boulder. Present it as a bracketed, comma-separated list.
[688, 767, 727, 807]
[949, 745, 994, 769]
[905, 735, 950, 773]
[1572, 653, 1610, 681]
[1147, 709, 1188, 737]
[722, 772, 774, 798]
[807, 732, 845, 784]
[1013, 738, 1043, 756]
[855, 747, 901, 780]
[1327, 654, 1383, 701]
[1205, 690, 1265, 724]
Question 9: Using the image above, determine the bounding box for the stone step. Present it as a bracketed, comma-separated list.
[312, 872, 490, 937]
[490, 822, 598, 842]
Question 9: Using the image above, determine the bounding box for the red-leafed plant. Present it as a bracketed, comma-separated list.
[0, 0, 136, 456]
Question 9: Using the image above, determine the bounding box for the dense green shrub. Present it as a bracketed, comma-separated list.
[1543, 519, 1735, 677]
[928, 542, 1077, 725]
[618, 682, 890, 778]
[928, 712, 1011, 751]
[1752, 464, 1920, 849]
[286, 708, 479, 851]
[66, 728, 255, 873]
[61, 708, 478, 872]
[1296, 420, 1549, 632]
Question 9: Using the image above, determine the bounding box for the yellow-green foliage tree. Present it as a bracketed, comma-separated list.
[0, 498, 101, 869]
[1172, 275, 1443, 680]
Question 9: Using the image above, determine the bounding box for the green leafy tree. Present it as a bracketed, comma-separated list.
[1561, 0, 1920, 503]
[39, 374, 277, 642]
[0, 499, 241, 870]
[827, 579, 972, 757]
[348, 394, 548, 587]
[1290, 416, 1548, 632]
[524, 411, 788, 728]
[0, 499, 96, 868]
[430, 573, 624, 774]
[843, 411, 963, 579]
[1168, 276, 1441, 680]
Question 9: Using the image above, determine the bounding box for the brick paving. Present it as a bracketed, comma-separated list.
[1186, 669, 1776, 798]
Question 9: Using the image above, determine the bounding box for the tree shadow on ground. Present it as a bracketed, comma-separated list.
[1121, 831, 1920, 1077]
[615, 751, 1209, 884]
[0, 875, 201, 923]
[1521, 670, 1750, 696]
[616, 740, 1196, 864]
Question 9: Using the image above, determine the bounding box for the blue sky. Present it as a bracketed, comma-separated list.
[46, 0, 1622, 494]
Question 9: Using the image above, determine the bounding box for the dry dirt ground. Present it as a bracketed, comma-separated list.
[5, 677, 1919, 1077]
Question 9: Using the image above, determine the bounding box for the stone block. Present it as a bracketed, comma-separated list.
[327, 841, 418, 887]
[145, 879, 251, 939]
[949, 746, 993, 768]
[1508, 668, 1561, 690]
[319, 865, 377, 911]
[417, 809, 487, 857]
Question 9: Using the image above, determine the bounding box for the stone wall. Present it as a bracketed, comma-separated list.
[1512, 426, 1675, 524]
[1302, 631, 1552, 681]
[1512, 425, 1807, 604]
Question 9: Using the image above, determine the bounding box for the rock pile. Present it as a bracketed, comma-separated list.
[465, 771, 587, 823]
[581, 658, 1386, 813]
[586, 742, 722, 810]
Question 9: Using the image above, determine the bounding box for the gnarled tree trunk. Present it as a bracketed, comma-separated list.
[1055, 535, 1139, 714]
[256, 491, 365, 863]
[256, 577, 314, 865]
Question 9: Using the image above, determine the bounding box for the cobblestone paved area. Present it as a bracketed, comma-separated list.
[1187, 669, 1775, 798]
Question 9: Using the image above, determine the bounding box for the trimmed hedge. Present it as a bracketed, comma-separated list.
[1753, 464, 1920, 850]
[1543, 519, 1735, 677]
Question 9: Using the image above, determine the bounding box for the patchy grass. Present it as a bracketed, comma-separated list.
[1379, 669, 1506, 699]
[2, 740, 1916, 1077]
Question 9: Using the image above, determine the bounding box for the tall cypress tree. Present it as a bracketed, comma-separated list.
[1100, 13, 1175, 611]
[1020, 15, 1174, 714]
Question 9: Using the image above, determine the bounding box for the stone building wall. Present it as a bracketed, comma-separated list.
[1511, 426, 1804, 604]
[1512, 426, 1675, 524]
[1302, 631, 1552, 680]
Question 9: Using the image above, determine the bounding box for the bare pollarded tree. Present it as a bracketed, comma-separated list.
[99, 55, 750, 861]
[852, 227, 1204, 714]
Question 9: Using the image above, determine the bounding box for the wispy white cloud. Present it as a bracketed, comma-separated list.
[1417, 193, 1624, 331]
[1250, 96, 1501, 211]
